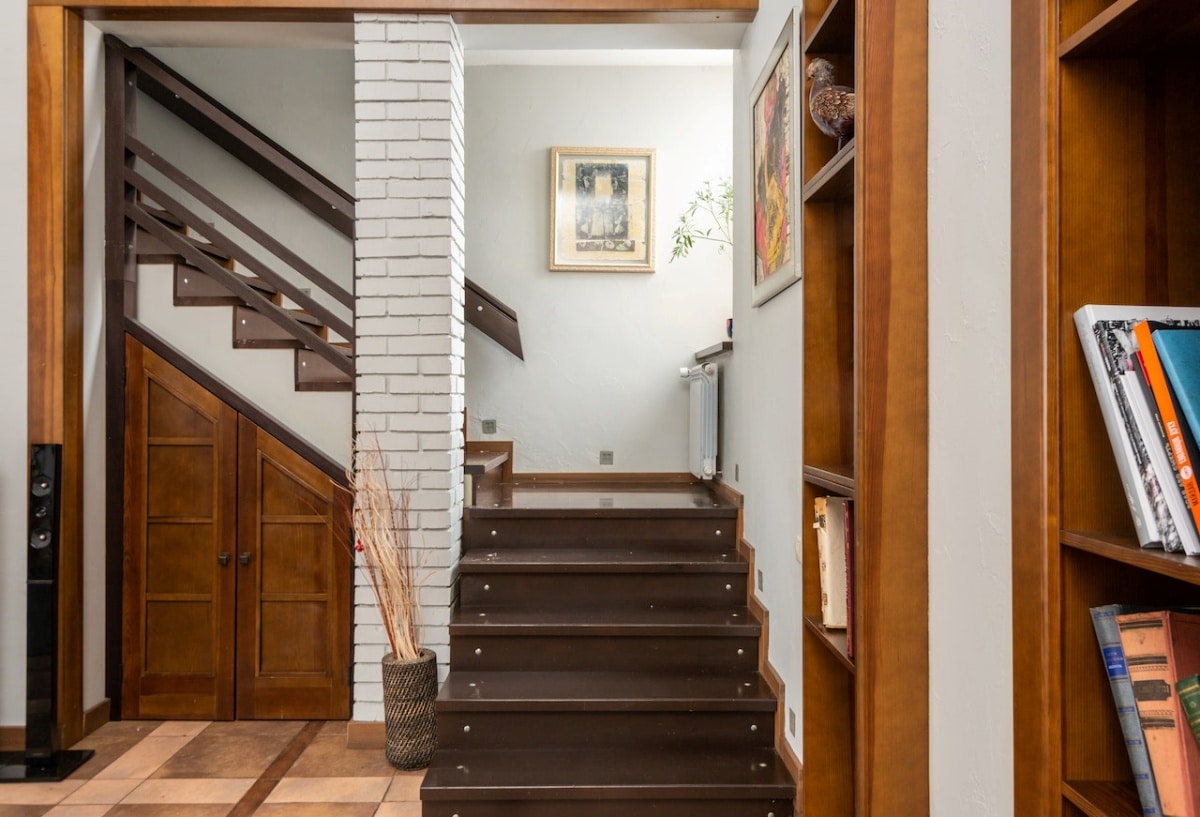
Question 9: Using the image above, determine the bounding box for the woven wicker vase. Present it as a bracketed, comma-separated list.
[381, 648, 438, 770]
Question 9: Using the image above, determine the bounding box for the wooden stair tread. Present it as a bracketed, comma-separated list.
[421, 747, 794, 800]
[465, 448, 509, 475]
[467, 485, 736, 517]
[136, 225, 232, 262]
[459, 547, 746, 573]
[450, 606, 758, 635]
[437, 671, 776, 711]
[175, 264, 279, 306]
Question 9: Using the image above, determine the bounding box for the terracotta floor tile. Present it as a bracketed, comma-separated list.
[41, 806, 111, 817]
[285, 732, 394, 779]
[67, 722, 162, 782]
[262, 777, 390, 804]
[60, 778, 140, 805]
[249, 804, 376, 817]
[0, 779, 84, 805]
[92, 737, 196, 781]
[373, 804, 421, 817]
[0, 805, 53, 817]
[382, 772, 423, 802]
[153, 733, 292, 781]
[194, 724, 301, 742]
[104, 805, 230, 817]
[122, 778, 253, 805]
[149, 723, 210, 739]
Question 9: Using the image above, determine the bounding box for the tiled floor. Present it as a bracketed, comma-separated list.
[0, 721, 424, 817]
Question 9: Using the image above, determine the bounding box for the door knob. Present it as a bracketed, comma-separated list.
[218, 552, 230, 566]
[239, 552, 252, 565]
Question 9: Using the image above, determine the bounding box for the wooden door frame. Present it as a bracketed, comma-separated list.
[25, 0, 757, 745]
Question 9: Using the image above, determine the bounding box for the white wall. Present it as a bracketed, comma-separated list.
[928, 0, 1013, 813]
[0, 1, 29, 728]
[463, 64, 733, 474]
[726, 7, 807, 758]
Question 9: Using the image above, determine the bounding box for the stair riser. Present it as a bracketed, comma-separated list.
[464, 517, 735, 551]
[459, 572, 747, 609]
[450, 635, 760, 674]
[437, 711, 776, 751]
[421, 799, 793, 817]
[174, 264, 278, 307]
[233, 305, 325, 349]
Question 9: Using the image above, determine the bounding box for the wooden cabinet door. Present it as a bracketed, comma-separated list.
[123, 337, 351, 720]
[235, 416, 352, 719]
[122, 338, 238, 720]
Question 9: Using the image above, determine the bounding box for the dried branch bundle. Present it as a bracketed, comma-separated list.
[348, 435, 422, 661]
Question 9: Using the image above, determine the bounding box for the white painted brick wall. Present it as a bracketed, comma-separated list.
[352, 13, 466, 723]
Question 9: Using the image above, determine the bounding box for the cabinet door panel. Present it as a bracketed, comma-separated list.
[236, 416, 352, 720]
[122, 337, 237, 720]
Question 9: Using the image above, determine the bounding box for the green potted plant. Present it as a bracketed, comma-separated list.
[670, 177, 733, 261]
[348, 435, 437, 770]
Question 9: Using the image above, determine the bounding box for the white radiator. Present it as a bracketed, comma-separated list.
[680, 362, 718, 480]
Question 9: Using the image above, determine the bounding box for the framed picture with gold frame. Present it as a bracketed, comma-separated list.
[549, 146, 655, 272]
[750, 10, 801, 306]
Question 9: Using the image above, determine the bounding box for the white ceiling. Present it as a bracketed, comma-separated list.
[92, 20, 742, 65]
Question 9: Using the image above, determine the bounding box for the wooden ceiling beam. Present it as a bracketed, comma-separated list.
[51, 0, 757, 25]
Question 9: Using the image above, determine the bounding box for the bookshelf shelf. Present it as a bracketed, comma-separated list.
[799, 0, 927, 815]
[802, 142, 855, 203]
[801, 464, 855, 496]
[1058, 0, 1200, 58]
[803, 615, 854, 673]
[1062, 781, 1141, 817]
[1014, 0, 1200, 814]
[803, 0, 853, 55]
[1062, 531, 1200, 586]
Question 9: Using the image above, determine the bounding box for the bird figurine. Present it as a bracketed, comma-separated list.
[806, 58, 855, 150]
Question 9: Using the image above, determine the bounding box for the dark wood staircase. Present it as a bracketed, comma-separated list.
[421, 483, 796, 817]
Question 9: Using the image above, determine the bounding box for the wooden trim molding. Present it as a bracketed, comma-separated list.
[59, 1, 756, 25]
[28, 4, 86, 749]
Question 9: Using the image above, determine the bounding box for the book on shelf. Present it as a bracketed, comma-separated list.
[1154, 327, 1200, 468]
[1115, 609, 1200, 817]
[1178, 674, 1200, 753]
[1090, 604, 1163, 817]
[1133, 321, 1200, 542]
[843, 497, 855, 659]
[1074, 305, 1200, 555]
[813, 496, 851, 630]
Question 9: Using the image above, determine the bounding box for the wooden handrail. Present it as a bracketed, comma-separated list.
[112, 37, 355, 237]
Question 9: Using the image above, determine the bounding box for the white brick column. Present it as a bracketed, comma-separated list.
[352, 13, 466, 722]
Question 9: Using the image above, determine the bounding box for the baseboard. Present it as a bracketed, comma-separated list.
[739, 532, 804, 817]
[346, 720, 384, 749]
[83, 699, 111, 739]
[0, 699, 111, 753]
[511, 472, 698, 485]
[0, 726, 22, 751]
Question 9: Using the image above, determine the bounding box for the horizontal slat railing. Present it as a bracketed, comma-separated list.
[125, 196, 354, 378]
[128, 136, 354, 311]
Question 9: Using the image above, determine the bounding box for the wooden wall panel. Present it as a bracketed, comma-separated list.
[27, 5, 85, 747]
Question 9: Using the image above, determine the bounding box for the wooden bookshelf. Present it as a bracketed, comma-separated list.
[1013, 0, 1200, 815]
[799, 0, 928, 815]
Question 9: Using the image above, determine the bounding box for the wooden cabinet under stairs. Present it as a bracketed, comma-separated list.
[420, 483, 795, 817]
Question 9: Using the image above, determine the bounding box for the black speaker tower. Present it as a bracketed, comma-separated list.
[0, 443, 93, 782]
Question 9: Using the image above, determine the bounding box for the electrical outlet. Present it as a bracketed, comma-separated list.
[756, 569, 764, 591]
[481, 419, 497, 434]
[599, 450, 614, 465]
[789, 708, 797, 736]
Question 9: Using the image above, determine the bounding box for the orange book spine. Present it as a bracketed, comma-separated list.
[1134, 321, 1200, 530]
[1117, 610, 1200, 817]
